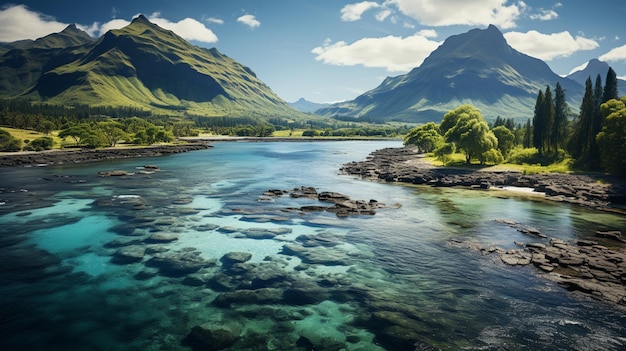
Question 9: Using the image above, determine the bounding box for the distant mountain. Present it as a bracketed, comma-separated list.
[567, 59, 626, 92]
[289, 98, 331, 113]
[0, 15, 305, 120]
[316, 25, 583, 123]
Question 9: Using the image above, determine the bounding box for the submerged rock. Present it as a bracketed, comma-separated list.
[144, 233, 179, 243]
[183, 323, 241, 351]
[111, 246, 146, 264]
[220, 252, 252, 266]
[147, 248, 214, 277]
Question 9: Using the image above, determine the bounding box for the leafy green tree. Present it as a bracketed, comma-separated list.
[59, 125, 91, 146]
[98, 121, 127, 147]
[26, 136, 54, 151]
[434, 142, 456, 165]
[403, 122, 444, 153]
[596, 98, 626, 175]
[492, 126, 515, 157]
[0, 129, 22, 151]
[442, 105, 499, 164]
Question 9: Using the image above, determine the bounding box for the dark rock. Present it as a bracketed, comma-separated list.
[98, 170, 131, 177]
[144, 233, 178, 243]
[111, 246, 145, 264]
[595, 230, 626, 242]
[146, 248, 213, 277]
[104, 238, 142, 248]
[213, 288, 284, 306]
[220, 252, 252, 266]
[183, 323, 241, 351]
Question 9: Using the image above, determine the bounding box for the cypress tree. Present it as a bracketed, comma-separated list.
[603, 67, 619, 103]
[523, 118, 532, 148]
[552, 82, 568, 151]
[543, 86, 555, 153]
[532, 89, 545, 154]
[570, 77, 595, 162]
[589, 75, 604, 169]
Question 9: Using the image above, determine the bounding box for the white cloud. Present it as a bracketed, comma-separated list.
[205, 17, 224, 25]
[148, 13, 218, 43]
[599, 44, 626, 62]
[0, 5, 67, 41]
[504, 30, 599, 61]
[391, 0, 521, 29]
[341, 1, 381, 22]
[417, 29, 438, 38]
[312, 33, 442, 72]
[375, 9, 392, 22]
[529, 9, 558, 21]
[237, 14, 260, 29]
[0, 6, 218, 44]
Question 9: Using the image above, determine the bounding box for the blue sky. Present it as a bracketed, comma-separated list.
[1, 1, 625, 103]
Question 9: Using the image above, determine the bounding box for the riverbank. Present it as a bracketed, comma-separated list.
[0, 142, 211, 167]
[342, 146, 626, 306]
[340, 146, 626, 211]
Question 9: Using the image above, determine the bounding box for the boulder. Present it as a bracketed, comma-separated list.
[111, 246, 145, 264]
[147, 248, 214, 277]
[220, 252, 252, 266]
[595, 230, 626, 243]
[144, 233, 179, 243]
[183, 323, 241, 351]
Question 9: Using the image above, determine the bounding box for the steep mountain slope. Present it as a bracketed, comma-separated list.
[0, 25, 94, 97]
[1, 15, 303, 119]
[567, 58, 626, 90]
[317, 25, 583, 123]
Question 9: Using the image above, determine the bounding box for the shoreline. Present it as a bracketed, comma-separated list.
[340, 146, 626, 212]
[0, 142, 212, 167]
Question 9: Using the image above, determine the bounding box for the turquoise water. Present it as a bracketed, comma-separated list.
[1, 140, 625, 351]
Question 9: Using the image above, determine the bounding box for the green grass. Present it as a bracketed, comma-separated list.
[424, 150, 574, 174]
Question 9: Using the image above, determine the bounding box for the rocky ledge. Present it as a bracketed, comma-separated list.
[452, 230, 626, 306]
[341, 147, 626, 210]
[0, 142, 212, 167]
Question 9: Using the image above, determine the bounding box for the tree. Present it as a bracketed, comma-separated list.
[59, 125, 91, 146]
[0, 129, 22, 151]
[492, 126, 515, 158]
[442, 105, 499, 164]
[596, 98, 626, 175]
[603, 67, 619, 103]
[552, 82, 568, 151]
[568, 77, 595, 161]
[403, 122, 444, 153]
[98, 121, 126, 147]
[532, 89, 546, 154]
[523, 119, 532, 148]
[542, 86, 555, 153]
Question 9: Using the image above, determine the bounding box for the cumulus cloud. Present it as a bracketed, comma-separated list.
[0, 5, 218, 44]
[504, 30, 599, 61]
[529, 9, 558, 21]
[391, 0, 521, 29]
[341, 1, 380, 22]
[0, 4, 67, 41]
[237, 14, 260, 29]
[205, 17, 224, 25]
[312, 33, 442, 72]
[599, 45, 626, 62]
[147, 13, 218, 43]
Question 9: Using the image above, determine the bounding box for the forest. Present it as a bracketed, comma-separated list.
[403, 67, 626, 176]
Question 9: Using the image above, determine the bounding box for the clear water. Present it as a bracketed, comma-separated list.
[1, 141, 625, 351]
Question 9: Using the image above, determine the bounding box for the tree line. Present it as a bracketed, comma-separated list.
[404, 67, 626, 176]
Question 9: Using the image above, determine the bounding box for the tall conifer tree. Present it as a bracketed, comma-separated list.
[603, 67, 619, 103]
[552, 82, 568, 151]
[532, 89, 545, 154]
[543, 86, 555, 153]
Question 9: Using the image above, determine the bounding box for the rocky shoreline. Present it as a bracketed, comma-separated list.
[340, 146, 626, 211]
[0, 142, 212, 167]
[342, 146, 626, 307]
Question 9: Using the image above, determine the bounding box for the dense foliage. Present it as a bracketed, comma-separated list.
[404, 66, 625, 176]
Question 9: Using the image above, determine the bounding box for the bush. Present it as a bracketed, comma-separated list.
[0, 129, 22, 152]
[25, 136, 54, 151]
[302, 130, 318, 137]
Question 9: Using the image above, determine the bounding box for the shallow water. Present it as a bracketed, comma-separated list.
[1, 141, 625, 351]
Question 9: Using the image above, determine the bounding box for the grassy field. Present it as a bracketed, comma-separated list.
[423, 152, 574, 174]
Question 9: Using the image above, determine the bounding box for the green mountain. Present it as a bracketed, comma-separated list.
[317, 25, 584, 123]
[0, 15, 304, 120]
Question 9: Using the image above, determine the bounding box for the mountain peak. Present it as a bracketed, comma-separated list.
[132, 14, 151, 24]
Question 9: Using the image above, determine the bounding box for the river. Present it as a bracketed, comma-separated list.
[1, 140, 625, 350]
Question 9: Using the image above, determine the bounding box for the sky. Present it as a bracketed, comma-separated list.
[0, 0, 625, 103]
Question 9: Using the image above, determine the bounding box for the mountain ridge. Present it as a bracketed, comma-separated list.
[0, 15, 305, 120]
[316, 25, 585, 123]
